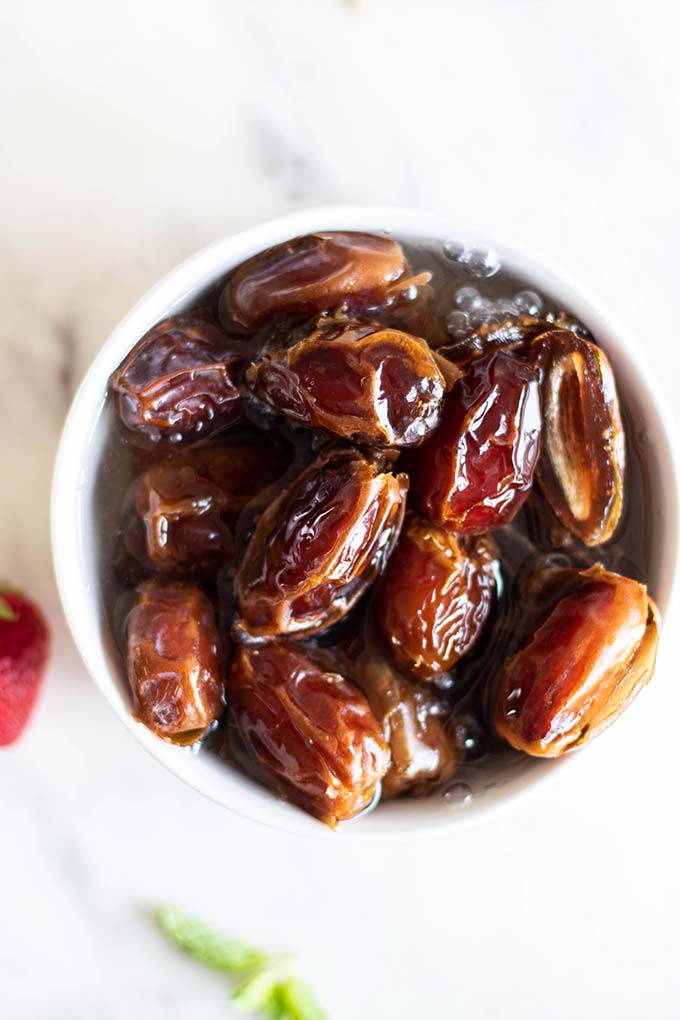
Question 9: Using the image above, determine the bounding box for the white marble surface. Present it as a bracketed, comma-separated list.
[2, 1, 680, 1017]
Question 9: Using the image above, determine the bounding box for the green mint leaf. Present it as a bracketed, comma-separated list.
[261, 986, 289, 1019]
[156, 906, 269, 974]
[231, 958, 293, 1015]
[278, 976, 327, 1020]
[0, 597, 18, 622]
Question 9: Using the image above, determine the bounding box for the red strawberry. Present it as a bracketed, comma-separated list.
[0, 590, 50, 746]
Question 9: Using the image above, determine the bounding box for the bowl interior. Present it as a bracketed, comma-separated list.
[52, 206, 680, 837]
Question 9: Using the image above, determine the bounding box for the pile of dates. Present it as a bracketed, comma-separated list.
[110, 231, 659, 827]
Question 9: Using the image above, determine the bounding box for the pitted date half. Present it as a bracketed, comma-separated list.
[534, 330, 625, 546]
[220, 231, 412, 331]
[246, 320, 448, 448]
[494, 564, 658, 756]
[130, 429, 291, 575]
[375, 514, 498, 680]
[235, 448, 408, 639]
[412, 350, 541, 533]
[126, 580, 224, 745]
[110, 316, 243, 444]
[227, 642, 390, 826]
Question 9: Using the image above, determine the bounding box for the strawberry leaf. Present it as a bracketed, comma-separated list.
[0, 597, 18, 622]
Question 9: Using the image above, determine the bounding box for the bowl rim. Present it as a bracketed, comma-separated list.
[51, 203, 680, 839]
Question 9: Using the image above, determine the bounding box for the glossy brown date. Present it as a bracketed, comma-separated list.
[382, 680, 459, 799]
[235, 448, 408, 639]
[375, 514, 497, 680]
[412, 350, 541, 533]
[353, 641, 459, 798]
[246, 320, 448, 448]
[220, 232, 413, 331]
[494, 564, 658, 757]
[126, 580, 224, 745]
[130, 429, 291, 574]
[110, 316, 243, 444]
[226, 642, 390, 826]
[534, 330, 625, 546]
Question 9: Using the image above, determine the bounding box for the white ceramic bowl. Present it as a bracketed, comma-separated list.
[52, 205, 680, 837]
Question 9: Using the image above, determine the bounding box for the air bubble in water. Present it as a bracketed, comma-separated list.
[541, 552, 574, 572]
[443, 781, 473, 805]
[458, 247, 501, 279]
[514, 290, 543, 316]
[446, 310, 469, 337]
[468, 306, 494, 329]
[443, 239, 465, 261]
[492, 299, 520, 320]
[455, 286, 483, 311]
[454, 717, 487, 760]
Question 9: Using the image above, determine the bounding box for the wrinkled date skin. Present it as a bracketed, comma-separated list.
[246, 319, 448, 448]
[375, 514, 498, 680]
[126, 580, 225, 745]
[227, 642, 391, 826]
[412, 350, 542, 533]
[236, 448, 408, 639]
[494, 563, 659, 757]
[110, 316, 243, 444]
[353, 640, 459, 798]
[131, 429, 291, 574]
[534, 330, 625, 546]
[220, 232, 414, 331]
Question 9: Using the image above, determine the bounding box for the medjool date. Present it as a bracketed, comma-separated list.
[534, 330, 625, 546]
[494, 564, 658, 756]
[382, 681, 459, 799]
[126, 580, 224, 745]
[129, 429, 291, 575]
[247, 320, 447, 447]
[412, 350, 541, 533]
[221, 231, 413, 331]
[110, 316, 243, 444]
[235, 448, 408, 639]
[227, 642, 390, 826]
[375, 515, 498, 680]
[353, 641, 459, 798]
